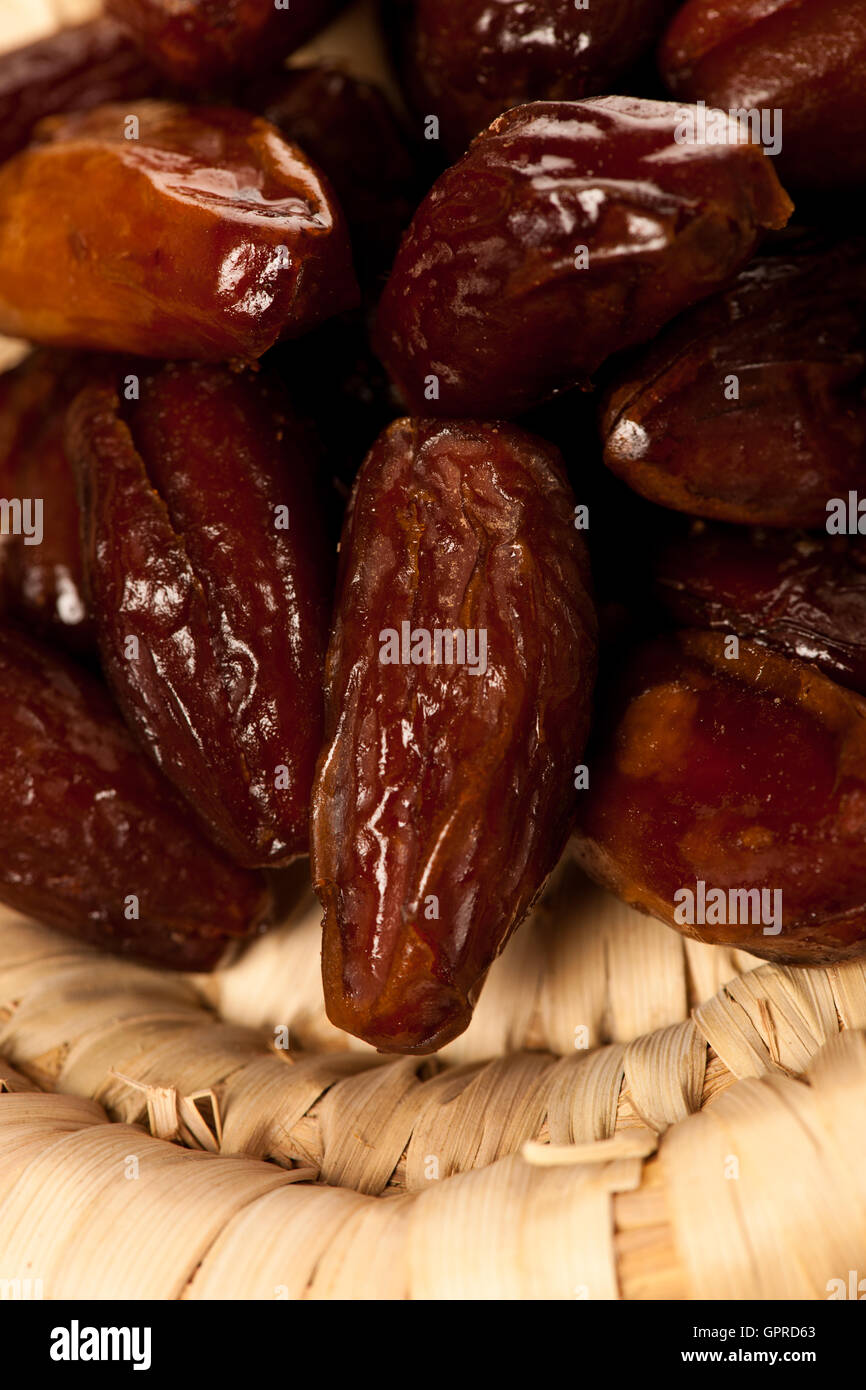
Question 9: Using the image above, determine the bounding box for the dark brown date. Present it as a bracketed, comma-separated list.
[0, 624, 271, 969]
[106, 0, 347, 86]
[248, 64, 418, 285]
[0, 19, 162, 168]
[311, 418, 598, 1053]
[374, 98, 793, 418]
[0, 101, 358, 360]
[600, 240, 866, 527]
[0, 352, 97, 656]
[659, 0, 866, 190]
[654, 523, 866, 698]
[69, 363, 334, 869]
[574, 631, 866, 964]
[394, 0, 679, 158]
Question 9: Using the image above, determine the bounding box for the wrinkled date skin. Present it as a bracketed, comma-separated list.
[600, 241, 866, 527]
[574, 631, 866, 964]
[311, 418, 598, 1052]
[248, 65, 418, 285]
[0, 19, 163, 167]
[659, 0, 866, 190]
[0, 626, 271, 969]
[374, 98, 792, 418]
[655, 523, 866, 698]
[69, 364, 334, 869]
[0, 101, 358, 360]
[0, 351, 101, 656]
[394, 0, 679, 158]
[106, 0, 347, 85]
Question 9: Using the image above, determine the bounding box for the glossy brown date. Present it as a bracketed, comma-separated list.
[0, 625, 271, 969]
[0, 352, 99, 656]
[574, 631, 866, 964]
[659, 0, 866, 190]
[69, 363, 334, 869]
[654, 523, 866, 698]
[311, 418, 598, 1052]
[0, 101, 358, 360]
[600, 239, 866, 527]
[374, 98, 792, 418]
[0, 18, 162, 168]
[106, 0, 347, 86]
[393, 0, 678, 158]
[248, 64, 418, 285]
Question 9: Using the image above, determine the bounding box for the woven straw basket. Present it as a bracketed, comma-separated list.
[2, 0, 866, 1304]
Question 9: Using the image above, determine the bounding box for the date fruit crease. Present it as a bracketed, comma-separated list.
[69, 362, 334, 870]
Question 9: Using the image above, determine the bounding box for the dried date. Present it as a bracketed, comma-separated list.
[69, 363, 334, 869]
[654, 523, 866, 698]
[311, 418, 598, 1052]
[0, 625, 271, 969]
[106, 0, 348, 86]
[600, 239, 866, 527]
[659, 0, 866, 190]
[0, 101, 358, 360]
[0, 18, 162, 168]
[574, 631, 866, 963]
[394, 0, 679, 158]
[374, 97, 792, 418]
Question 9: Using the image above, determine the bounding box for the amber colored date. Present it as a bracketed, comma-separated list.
[0, 102, 358, 360]
[69, 363, 334, 869]
[394, 0, 678, 157]
[107, 0, 347, 85]
[0, 19, 162, 168]
[659, 0, 866, 190]
[0, 352, 99, 656]
[600, 240, 866, 527]
[374, 98, 792, 418]
[574, 631, 866, 963]
[248, 65, 418, 285]
[654, 523, 866, 698]
[311, 418, 598, 1052]
[0, 625, 270, 969]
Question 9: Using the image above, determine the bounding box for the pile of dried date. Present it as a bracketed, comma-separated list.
[1, 0, 865, 1054]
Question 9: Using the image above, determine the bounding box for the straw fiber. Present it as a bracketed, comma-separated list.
[1, 850, 866, 1299]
